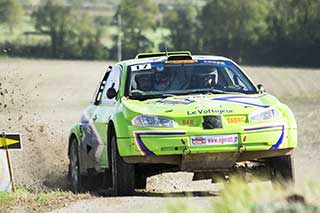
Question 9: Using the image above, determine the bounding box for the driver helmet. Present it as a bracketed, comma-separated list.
[197, 67, 218, 88]
[154, 69, 172, 91]
[135, 73, 152, 91]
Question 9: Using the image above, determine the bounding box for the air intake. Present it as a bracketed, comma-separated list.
[202, 116, 223, 129]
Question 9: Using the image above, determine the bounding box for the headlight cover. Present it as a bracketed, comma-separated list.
[249, 107, 281, 123]
[131, 115, 175, 127]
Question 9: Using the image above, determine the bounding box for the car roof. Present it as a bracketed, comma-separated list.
[120, 55, 233, 66]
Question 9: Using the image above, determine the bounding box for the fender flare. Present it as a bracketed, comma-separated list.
[68, 123, 83, 156]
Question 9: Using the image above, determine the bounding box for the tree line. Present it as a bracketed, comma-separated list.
[1, 0, 320, 66]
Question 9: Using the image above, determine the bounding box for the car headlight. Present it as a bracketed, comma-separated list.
[131, 115, 175, 127]
[249, 107, 281, 123]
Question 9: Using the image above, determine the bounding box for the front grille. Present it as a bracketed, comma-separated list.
[202, 115, 223, 129]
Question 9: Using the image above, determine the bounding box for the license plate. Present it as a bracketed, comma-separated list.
[190, 134, 238, 146]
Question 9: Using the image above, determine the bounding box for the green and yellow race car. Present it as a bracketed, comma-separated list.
[68, 51, 297, 194]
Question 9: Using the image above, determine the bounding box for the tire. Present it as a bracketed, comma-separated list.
[135, 173, 147, 189]
[269, 154, 295, 185]
[110, 135, 135, 195]
[69, 138, 82, 193]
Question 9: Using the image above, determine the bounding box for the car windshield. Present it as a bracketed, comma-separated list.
[127, 60, 257, 100]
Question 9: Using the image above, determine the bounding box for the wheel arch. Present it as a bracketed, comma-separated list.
[107, 120, 116, 166]
[106, 112, 130, 166]
[68, 124, 82, 156]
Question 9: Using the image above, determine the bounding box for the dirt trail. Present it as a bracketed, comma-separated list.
[52, 195, 217, 213]
[0, 59, 320, 211]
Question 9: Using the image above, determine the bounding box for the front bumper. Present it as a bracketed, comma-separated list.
[117, 125, 297, 157]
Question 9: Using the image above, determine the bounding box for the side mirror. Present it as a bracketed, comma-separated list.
[107, 83, 117, 99]
[257, 84, 266, 94]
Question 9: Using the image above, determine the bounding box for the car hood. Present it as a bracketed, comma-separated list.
[122, 93, 281, 118]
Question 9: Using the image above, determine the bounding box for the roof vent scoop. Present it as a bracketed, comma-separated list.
[167, 54, 193, 61]
[135, 51, 191, 59]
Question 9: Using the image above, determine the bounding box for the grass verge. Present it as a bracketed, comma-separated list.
[166, 178, 320, 212]
[216, 178, 320, 212]
[0, 187, 92, 212]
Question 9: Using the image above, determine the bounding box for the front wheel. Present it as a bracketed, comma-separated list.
[69, 139, 82, 193]
[110, 135, 135, 195]
[269, 154, 295, 185]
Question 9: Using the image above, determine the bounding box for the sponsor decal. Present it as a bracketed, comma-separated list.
[182, 119, 194, 125]
[202, 60, 226, 65]
[131, 63, 152, 71]
[227, 116, 246, 124]
[148, 98, 194, 105]
[191, 134, 238, 146]
[165, 60, 196, 64]
[194, 103, 216, 109]
[154, 63, 164, 72]
[187, 109, 233, 115]
[191, 137, 206, 145]
[188, 95, 208, 100]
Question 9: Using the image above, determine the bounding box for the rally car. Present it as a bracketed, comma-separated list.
[68, 51, 297, 194]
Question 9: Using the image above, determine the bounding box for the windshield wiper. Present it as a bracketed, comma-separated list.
[130, 90, 171, 100]
[188, 88, 244, 95]
[130, 89, 146, 96]
[208, 89, 245, 94]
[131, 90, 175, 98]
[129, 89, 244, 101]
[161, 93, 175, 98]
[188, 88, 225, 94]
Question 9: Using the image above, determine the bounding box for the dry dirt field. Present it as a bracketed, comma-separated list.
[0, 59, 320, 212]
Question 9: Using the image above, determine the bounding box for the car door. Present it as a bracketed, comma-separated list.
[89, 65, 122, 170]
[79, 68, 111, 171]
